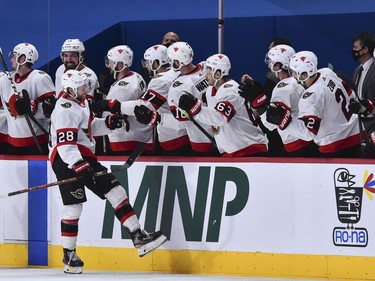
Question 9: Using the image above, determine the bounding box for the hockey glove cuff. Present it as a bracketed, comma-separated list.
[105, 114, 130, 131]
[266, 102, 292, 130]
[90, 99, 121, 115]
[178, 92, 202, 116]
[134, 105, 160, 126]
[72, 160, 96, 186]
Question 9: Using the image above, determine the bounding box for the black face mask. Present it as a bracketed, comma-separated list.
[352, 47, 365, 61]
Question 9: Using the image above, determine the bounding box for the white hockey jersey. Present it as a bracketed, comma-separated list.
[106, 71, 154, 153]
[195, 80, 268, 156]
[55, 64, 98, 101]
[49, 93, 112, 166]
[120, 69, 189, 151]
[298, 68, 361, 153]
[260, 76, 313, 152]
[167, 64, 213, 153]
[0, 70, 55, 147]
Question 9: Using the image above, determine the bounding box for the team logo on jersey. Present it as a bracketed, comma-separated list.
[61, 102, 72, 108]
[172, 81, 183, 88]
[302, 92, 313, 99]
[277, 82, 288, 88]
[38, 70, 46, 74]
[70, 188, 85, 199]
[223, 84, 233, 88]
[154, 74, 162, 78]
[212, 126, 220, 135]
[118, 81, 129, 86]
[83, 72, 92, 77]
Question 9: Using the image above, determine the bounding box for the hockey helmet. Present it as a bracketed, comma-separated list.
[61, 69, 88, 99]
[266, 44, 295, 73]
[289, 51, 318, 82]
[143, 44, 170, 73]
[167, 42, 194, 70]
[12, 43, 38, 65]
[205, 54, 231, 81]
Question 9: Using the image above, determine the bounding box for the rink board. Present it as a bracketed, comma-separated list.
[1, 157, 375, 280]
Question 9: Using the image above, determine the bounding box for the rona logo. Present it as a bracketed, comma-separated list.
[101, 165, 249, 242]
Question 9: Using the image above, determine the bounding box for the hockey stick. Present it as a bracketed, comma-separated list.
[0, 142, 145, 199]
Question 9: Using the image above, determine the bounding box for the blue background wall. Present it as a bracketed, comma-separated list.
[1, 0, 375, 83]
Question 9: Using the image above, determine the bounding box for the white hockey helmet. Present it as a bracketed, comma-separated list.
[289, 51, 318, 82]
[12, 43, 39, 65]
[61, 69, 88, 99]
[61, 39, 85, 54]
[105, 45, 133, 79]
[60, 39, 85, 66]
[167, 42, 194, 70]
[266, 44, 295, 73]
[206, 54, 231, 81]
[143, 44, 170, 74]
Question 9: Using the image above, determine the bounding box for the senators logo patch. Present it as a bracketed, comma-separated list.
[61, 102, 72, 108]
[223, 84, 233, 88]
[38, 70, 46, 74]
[154, 74, 162, 78]
[302, 92, 314, 99]
[70, 188, 85, 199]
[172, 81, 183, 88]
[83, 72, 92, 77]
[277, 82, 288, 88]
[118, 81, 129, 86]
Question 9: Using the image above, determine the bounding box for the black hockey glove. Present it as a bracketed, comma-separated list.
[105, 114, 130, 131]
[266, 103, 292, 130]
[72, 160, 96, 187]
[42, 96, 56, 118]
[134, 105, 160, 126]
[90, 99, 121, 115]
[349, 98, 374, 117]
[238, 80, 268, 111]
[14, 89, 37, 116]
[178, 91, 202, 116]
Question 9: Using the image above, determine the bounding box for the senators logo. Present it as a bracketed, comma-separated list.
[70, 188, 85, 199]
[118, 81, 129, 86]
[223, 84, 233, 88]
[61, 102, 72, 108]
[302, 92, 313, 99]
[277, 82, 288, 88]
[172, 81, 183, 88]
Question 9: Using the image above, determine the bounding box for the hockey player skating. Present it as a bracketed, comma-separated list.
[177, 54, 268, 156]
[49, 70, 166, 274]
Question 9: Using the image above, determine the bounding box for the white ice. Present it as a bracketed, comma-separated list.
[0, 267, 324, 281]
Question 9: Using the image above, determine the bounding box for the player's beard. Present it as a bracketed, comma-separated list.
[64, 62, 78, 70]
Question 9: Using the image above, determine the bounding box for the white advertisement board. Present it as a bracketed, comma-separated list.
[43, 160, 375, 256]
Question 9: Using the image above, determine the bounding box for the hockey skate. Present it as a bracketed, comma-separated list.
[131, 229, 167, 257]
[63, 248, 84, 274]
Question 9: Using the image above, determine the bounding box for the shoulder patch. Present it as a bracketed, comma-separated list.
[277, 82, 288, 88]
[223, 83, 233, 88]
[60, 102, 72, 108]
[172, 81, 183, 88]
[302, 92, 314, 99]
[118, 81, 129, 86]
[83, 72, 92, 77]
[38, 70, 46, 75]
[154, 74, 163, 79]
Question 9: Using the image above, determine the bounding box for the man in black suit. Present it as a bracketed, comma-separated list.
[352, 31, 375, 157]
